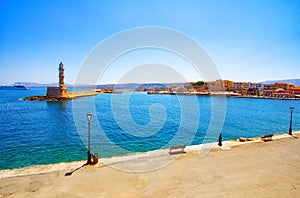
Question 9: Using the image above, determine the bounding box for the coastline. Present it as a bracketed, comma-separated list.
[1, 131, 298, 179]
[146, 91, 300, 100]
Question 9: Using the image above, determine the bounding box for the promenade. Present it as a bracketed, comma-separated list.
[0, 133, 299, 197]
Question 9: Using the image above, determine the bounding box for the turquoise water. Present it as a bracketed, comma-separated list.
[0, 88, 299, 170]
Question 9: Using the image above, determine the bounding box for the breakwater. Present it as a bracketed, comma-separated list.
[23, 91, 99, 101]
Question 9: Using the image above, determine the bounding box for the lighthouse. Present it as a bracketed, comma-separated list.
[59, 62, 65, 88]
[46, 62, 69, 97]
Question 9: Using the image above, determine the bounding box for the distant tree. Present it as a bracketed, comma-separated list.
[192, 81, 205, 87]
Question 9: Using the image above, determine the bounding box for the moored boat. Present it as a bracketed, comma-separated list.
[0, 83, 29, 90]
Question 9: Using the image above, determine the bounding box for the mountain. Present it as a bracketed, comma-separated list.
[97, 83, 184, 90]
[17, 82, 73, 88]
[17, 79, 300, 89]
[17, 82, 184, 90]
[260, 79, 300, 86]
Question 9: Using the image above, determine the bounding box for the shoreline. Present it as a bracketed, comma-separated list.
[1, 131, 298, 179]
[146, 91, 300, 100]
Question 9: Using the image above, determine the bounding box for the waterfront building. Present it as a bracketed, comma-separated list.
[193, 85, 208, 92]
[183, 82, 193, 88]
[207, 80, 221, 91]
[291, 86, 300, 95]
[275, 82, 288, 91]
[287, 83, 295, 91]
[233, 82, 249, 90]
[261, 82, 296, 98]
[262, 90, 274, 97]
[273, 82, 294, 91]
[183, 82, 195, 92]
[172, 86, 188, 93]
[263, 84, 276, 91]
[46, 62, 69, 97]
[223, 80, 234, 91]
[248, 82, 264, 91]
[207, 80, 229, 91]
[191, 81, 207, 92]
[271, 88, 293, 99]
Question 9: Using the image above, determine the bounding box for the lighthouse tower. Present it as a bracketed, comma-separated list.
[46, 62, 69, 97]
[59, 62, 65, 88]
[57, 62, 68, 96]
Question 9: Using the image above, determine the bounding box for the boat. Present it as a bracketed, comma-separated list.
[0, 83, 29, 90]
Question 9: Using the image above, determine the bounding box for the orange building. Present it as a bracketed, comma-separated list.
[291, 86, 300, 95]
[275, 82, 294, 91]
[263, 83, 276, 90]
[287, 83, 295, 91]
[223, 80, 234, 91]
[207, 80, 233, 91]
[271, 88, 293, 98]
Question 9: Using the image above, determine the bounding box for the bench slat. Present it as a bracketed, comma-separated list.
[169, 145, 186, 154]
[261, 134, 273, 142]
[170, 145, 186, 149]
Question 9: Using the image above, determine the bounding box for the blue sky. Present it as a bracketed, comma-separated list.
[0, 0, 299, 84]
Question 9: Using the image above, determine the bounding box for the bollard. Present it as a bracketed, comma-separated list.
[93, 153, 98, 164]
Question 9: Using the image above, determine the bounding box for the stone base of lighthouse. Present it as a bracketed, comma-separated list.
[47, 86, 69, 97]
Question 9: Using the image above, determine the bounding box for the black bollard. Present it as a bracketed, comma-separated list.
[218, 133, 222, 147]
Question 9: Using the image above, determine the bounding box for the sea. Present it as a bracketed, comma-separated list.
[0, 88, 299, 170]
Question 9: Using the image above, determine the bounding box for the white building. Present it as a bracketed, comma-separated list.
[233, 82, 263, 91]
[248, 82, 264, 90]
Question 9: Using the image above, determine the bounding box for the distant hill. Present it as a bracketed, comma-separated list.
[104, 83, 183, 90]
[17, 82, 73, 88]
[18, 79, 300, 89]
[260, 79, 300, 86]
[96, 83, 184, 90]
[18, 82, 184, 90]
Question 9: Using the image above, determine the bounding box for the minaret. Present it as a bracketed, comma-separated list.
[59, 62, 65, 88]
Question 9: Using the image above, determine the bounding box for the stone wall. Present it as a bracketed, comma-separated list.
[47, 87, 68, 97]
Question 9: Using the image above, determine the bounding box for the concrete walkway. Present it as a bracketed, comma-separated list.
[1, 135, 299, 197]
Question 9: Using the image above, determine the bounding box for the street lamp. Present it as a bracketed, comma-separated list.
[87, 112, 92, 165]
[288, 107, 294, 135]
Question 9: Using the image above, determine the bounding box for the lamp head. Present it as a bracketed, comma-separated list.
[290, 107, 294, 111]
[87, 112, 92, 121]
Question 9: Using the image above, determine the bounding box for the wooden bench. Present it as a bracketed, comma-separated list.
[261, 134, 273, 142]
[169, 145, 186, 155]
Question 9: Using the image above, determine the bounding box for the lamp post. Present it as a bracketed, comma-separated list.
[87, 112, 92, 165]
[288, 107, 294, 135]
